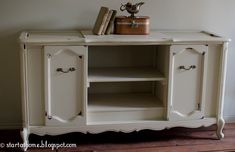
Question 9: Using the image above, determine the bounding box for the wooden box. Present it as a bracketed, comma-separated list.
[114, 16, 150, 35]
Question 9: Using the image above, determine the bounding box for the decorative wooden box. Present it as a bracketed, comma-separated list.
[114, 16, 150, 35]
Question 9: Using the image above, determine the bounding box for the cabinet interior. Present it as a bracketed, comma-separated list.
[87, 45, 169, 123]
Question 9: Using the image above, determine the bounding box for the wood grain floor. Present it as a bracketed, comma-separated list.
[0, 123, 235, 152]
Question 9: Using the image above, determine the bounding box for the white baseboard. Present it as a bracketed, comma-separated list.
[0, 123, 22, 130]
[224, 116, 235, 123]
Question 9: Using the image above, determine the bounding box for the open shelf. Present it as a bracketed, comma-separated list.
[87, 46, 168, 123]
[87, 93, 165, 123]
[88, 67, 166, 83]
[88, 93, 163, 112]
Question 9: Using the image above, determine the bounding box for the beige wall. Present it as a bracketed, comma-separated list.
[0, 0, 235, 127]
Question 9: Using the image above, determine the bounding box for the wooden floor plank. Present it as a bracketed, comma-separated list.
[96, 143, 235, 152]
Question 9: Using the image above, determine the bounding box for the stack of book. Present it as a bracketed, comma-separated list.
[92, 7, 117, 35]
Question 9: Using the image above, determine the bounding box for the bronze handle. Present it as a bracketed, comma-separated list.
[56, 67, 76, 73]
[179, 65, 196, 70]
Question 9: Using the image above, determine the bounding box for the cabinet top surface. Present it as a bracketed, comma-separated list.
[19, 30, 230, 45]
[19, 30, 83, 44]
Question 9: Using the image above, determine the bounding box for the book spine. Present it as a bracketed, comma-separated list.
[97, 10, 109, 35]
[105, 10, 117, 35]
[101, 10, 113, 35]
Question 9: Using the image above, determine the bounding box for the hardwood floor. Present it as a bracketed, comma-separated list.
[0, 123, 235, 152]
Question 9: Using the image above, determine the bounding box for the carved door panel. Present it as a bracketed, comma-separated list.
[44, 46, 87, 126]
[168, 45, 208, 121]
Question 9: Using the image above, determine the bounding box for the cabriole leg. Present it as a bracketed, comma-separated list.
[20, 128, 29, 151]
[216, 118, 225, 139]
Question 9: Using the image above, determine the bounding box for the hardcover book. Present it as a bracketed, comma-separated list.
[92, 7, 109, 35]
[101, 10, 114, 35]
[105, 10, 117, 35]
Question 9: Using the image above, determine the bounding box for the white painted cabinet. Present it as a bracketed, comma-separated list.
[168, 45, 208, 121]
[44, 46, 87, 126]
[19, 30, 229, 151]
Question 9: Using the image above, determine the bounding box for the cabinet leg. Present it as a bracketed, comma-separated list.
[216, 118, 225, 139]
[20, 128, 29, 151]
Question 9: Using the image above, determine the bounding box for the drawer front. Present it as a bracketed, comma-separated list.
[44, 46, 87, 126]
[168, 45, 208, 121]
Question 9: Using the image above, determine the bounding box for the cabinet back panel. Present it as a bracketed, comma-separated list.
[88, 46, 156, 68]
[89, 82, 153, 94]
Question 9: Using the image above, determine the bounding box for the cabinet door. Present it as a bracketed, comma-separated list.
[168, 45, 208, 121]
[44, 46, 87, 126]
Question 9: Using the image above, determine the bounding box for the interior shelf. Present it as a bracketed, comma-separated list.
[88, 67, 166, 83]
[88, 93, 163, 112]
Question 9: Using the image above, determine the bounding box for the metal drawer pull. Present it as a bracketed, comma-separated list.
[56, 67, 76, 73]
[179, 65, 196, 70]
[186, 47, 193, 50]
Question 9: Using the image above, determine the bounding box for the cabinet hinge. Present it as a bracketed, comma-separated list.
[198, 103, 201, 110]
[45, 111, 52, 119]
[47, 53, 52, 58]
[202, 52, 206, 55]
